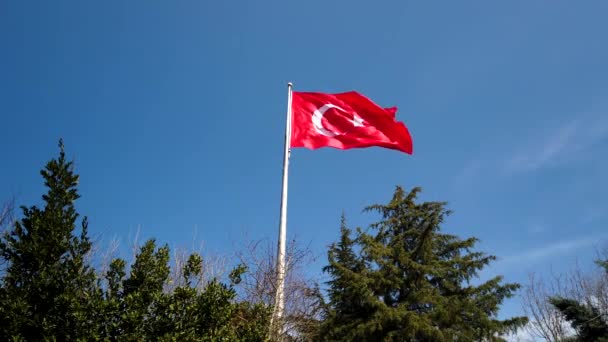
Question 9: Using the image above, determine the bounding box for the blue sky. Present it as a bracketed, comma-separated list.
[1, 0, 607, 322]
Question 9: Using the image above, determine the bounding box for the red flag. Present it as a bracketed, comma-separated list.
[290, 91, 413, 154]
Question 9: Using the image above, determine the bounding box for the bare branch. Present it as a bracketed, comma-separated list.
[522, 273, 570, 341]
[0, 198, 15, 232]
[235, 236, 322, 339]
[521, 257, 608, 341]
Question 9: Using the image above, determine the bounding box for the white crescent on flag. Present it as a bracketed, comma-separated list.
[312, 104, 364, 137]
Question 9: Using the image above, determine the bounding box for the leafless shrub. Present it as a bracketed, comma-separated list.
[84, 223, 323, 339]
[522, 251, 608, 341]
[90, 224, 232, 295]
[522, 273, 571, 341]
[97, 236, 121, 276]
[235, 236, 322, 340]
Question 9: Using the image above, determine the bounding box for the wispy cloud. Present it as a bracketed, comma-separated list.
[505, 121, 579, 173]
[500, 234, 607, 266]
[452, 110, 608, 190]
[503, 112, 608, 175]
[504, 115, 608, 174]
[451, 102, 608, 195]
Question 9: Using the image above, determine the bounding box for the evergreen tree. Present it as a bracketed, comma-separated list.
[549, 259, 608, 342]
[0, 141, 270, 341]
[99, 239, 270, 341]
[320, 214, 375, 339]
[0, 140, 100, 340]
[320, 186, 528, 341]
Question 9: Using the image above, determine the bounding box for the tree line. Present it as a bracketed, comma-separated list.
[0, 141, 604, 341]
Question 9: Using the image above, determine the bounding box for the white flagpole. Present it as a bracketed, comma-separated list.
[271, 82, 293, 338]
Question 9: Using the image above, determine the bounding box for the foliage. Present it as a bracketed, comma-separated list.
[99, 240, 270, 341]
[0, 142, 533, 341]
[549, 259, 608, 341]
[318, 186, 528, 341]
[0, 139, 99, 340]
[0, 141, 270, 341]
[521, 250, 608, 342]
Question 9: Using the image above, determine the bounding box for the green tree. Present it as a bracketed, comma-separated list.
[99, 239, 271, 341]
[319, 186, 528, 341]
[0, 141, 271, 341]
[0, 140, 100, 340]
[549, 259, 608, 342]
[318, 214, 373, 340]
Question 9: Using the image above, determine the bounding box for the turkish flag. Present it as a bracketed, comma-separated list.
[290, 91, 413, 154]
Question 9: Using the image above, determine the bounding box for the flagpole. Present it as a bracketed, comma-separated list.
[271, 82, 293, 339]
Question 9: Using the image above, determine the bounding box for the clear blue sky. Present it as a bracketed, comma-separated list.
[2, 0, 607, 322]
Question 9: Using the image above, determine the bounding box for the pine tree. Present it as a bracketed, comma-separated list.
[320, 186, 528, 341]
[0, 140, 100, 340]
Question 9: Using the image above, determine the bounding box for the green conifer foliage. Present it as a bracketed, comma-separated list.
[320, 186, 528, 341]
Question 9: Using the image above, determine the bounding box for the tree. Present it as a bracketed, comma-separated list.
[319, 186, 528, 341]
[317, 214, 371, 340]
[521, 273, 572, 341]
[521, 254, 608, 341]
[549, 259, 608, 341]
[0, 141, 271, 341]
[99, 239, 271, 341]
[0, 140, 100, 340]
[236, 237, 322, 341]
